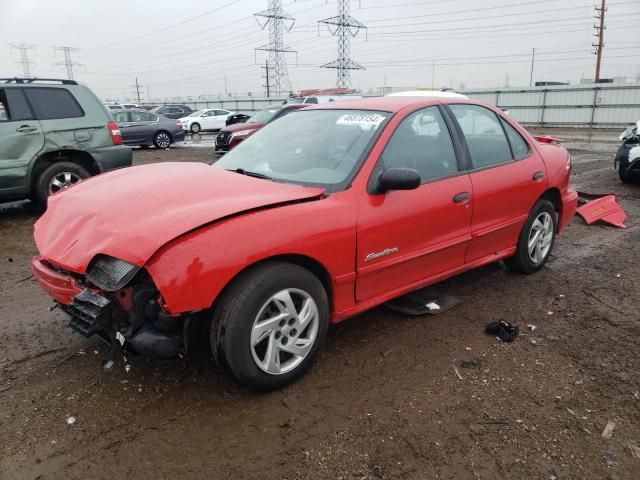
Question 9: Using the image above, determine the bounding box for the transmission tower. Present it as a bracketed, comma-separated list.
[254, 0, 296, 95]
[592, 0, 606, 83]
[52, 46, 83, 80]
[319, 0, 366, 89]
[9, 44, 36, 77]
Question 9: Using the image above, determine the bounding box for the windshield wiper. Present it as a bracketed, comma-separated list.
[227, 168, 273, 180]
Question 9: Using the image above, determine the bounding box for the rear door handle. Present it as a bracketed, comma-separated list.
[453, 192, 470, 204]
[533, 171, 545, 181]
[16, 125, 37, 133]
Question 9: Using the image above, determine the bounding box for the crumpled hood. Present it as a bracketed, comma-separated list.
[34, 162, 324, 273]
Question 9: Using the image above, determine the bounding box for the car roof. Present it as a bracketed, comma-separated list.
[302, 96, 475, 113]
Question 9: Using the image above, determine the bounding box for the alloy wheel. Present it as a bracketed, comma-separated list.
[156, 132, 171, 148]
[48, 171, 82, 195]
[528, 211, 554, 264]
[250, 288, 319, 375]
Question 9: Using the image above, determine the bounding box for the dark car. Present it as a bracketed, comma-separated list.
[215, 104, 306, 153]
[149, 104, 193, 119]
[111, 109, 185, 149]
[226, 113, 251, 126]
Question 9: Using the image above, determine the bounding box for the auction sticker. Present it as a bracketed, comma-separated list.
[336, 113, 385, 128]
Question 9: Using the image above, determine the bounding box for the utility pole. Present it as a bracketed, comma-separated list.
[132, 77, 143, 103]
[431, 60, 436, 88]
[9, 44, 36, 77]
[255, 0, 296, 95]
[261, 60, 271, 98]
[530, 48, 536, 87]
[319, 0, 366, 89]
[593, 0, 606, 83]
[224, 75, 228, 96]
[52, 46, 82, 80]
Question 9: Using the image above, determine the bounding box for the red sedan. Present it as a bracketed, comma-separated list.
[32, 97, 577, 390]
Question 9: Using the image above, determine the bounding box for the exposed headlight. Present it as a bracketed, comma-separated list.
[231, 129, 255, 137]
[87, 255, 140, 291]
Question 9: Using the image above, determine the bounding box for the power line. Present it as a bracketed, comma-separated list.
[319, 0, 366, 88]
[52, 46, 83, 80]
[255, 0, 296, 95]
[593, 0, 606, 82]
[9, 43, 36, 77]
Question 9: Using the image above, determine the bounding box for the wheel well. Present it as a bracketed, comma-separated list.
[211, 254, 333, 311]
[31, 150, 99, 191]
[540, 188, 561, 212]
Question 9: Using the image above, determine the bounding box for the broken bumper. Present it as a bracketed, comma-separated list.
[31, 256, 82, 305]
[32, 257, 183, 357]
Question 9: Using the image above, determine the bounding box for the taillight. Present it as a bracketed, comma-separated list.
[176, 121, 181, 127]
[107, 121, 123, 145]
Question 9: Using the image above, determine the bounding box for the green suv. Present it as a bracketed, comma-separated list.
[0, 78, 132, 207]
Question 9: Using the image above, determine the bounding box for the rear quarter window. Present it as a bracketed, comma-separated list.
[24, 88, 84, 120]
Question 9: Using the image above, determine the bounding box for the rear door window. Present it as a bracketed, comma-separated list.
[24, 88, 85, 120]
[131, 111, 156, 122]
[449, 104, 512, 169]
[500, 118, 531, 160]
[112, 111, 129, 123]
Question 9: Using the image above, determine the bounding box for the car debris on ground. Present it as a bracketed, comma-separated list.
[576, 192, 627, 228]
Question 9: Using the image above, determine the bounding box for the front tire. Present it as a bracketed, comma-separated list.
[190, 122, 201, 134]
[505, 199, 557, 274]
[211, 262, 329, 391]
[153, 131, 172, 149]
[34, 161, 90, 209]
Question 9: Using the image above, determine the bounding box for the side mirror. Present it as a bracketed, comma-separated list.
[376, 167, 421, 194]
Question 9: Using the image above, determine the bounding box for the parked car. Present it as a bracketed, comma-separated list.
[149, 104, 193, 119]
[0, 78, 132, 207]
[615, 120, 640, 182]
[215, 104, 306, 153]
[32, 97, 577, 391]
[111, 108, 185, 149]
[179, 108, 234, 133]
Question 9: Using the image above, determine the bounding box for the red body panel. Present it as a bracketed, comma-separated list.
[576, 195, 627, 228]
[34, 162, 323, 273]
[32, 97, 579, 327]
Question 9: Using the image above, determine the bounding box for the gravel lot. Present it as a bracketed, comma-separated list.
[1, 130, 639, 480]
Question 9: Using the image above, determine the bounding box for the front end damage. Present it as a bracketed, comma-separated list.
[31, 256, 194, 359]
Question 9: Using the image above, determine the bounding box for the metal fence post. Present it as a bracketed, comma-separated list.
[540, 89, 547, 127]
[590, 87, 599, 128]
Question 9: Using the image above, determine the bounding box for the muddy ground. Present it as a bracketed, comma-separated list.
[1, 130, 639, 480]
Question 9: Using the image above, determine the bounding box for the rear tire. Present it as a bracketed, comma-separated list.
[211, 262, 329, 391]
[34, 161, 90, 210]
[504, 199, 557, 274]
[153, 131, 172, 149]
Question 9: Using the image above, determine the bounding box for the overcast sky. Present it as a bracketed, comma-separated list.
[1, 0, 638, 101]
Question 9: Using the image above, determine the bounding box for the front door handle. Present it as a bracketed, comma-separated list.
[533, 171, 545, 181]
[16, 125, 37, 133]
[453, 192, 470, 204]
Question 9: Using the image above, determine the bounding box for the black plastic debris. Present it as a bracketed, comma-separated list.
[385, 290, 462, 316]
[485, 320, 519, 342]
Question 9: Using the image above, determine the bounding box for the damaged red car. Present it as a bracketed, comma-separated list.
[32, 97, 578, 391]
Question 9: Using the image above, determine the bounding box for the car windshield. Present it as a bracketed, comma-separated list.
[248, 108, 279, 124]
[189, 109, 206, 117]
[215, 109, 389, 189]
